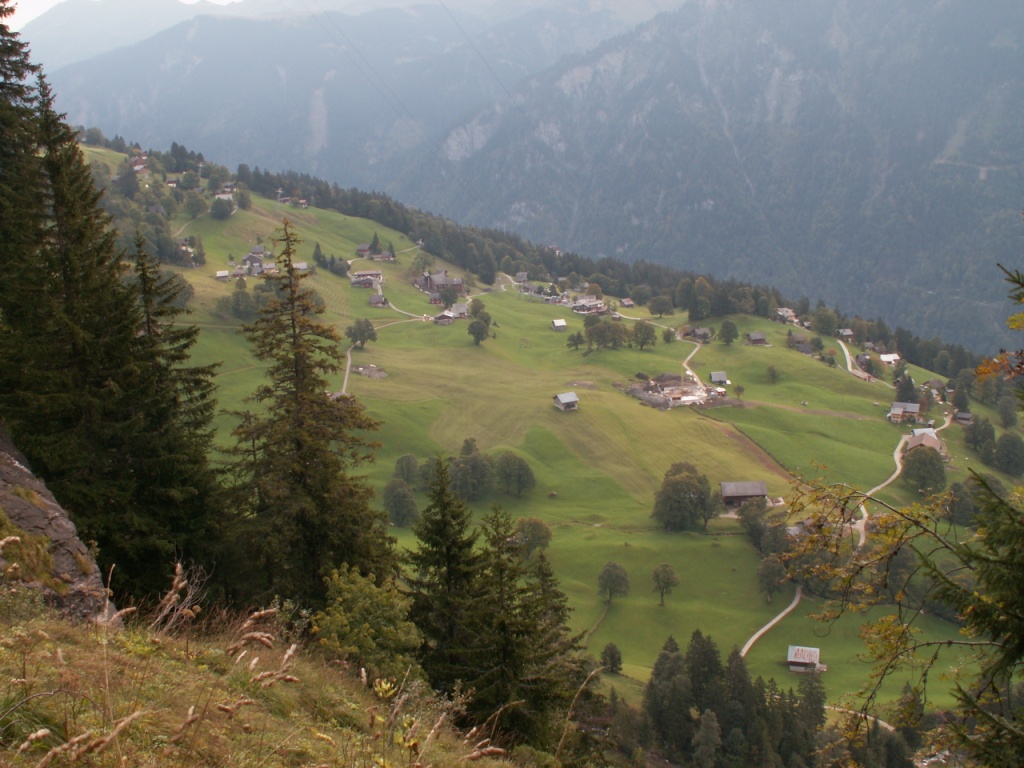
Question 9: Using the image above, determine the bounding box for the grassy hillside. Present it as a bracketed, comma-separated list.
[0, 591, 512, 768]
[143, 189, 1018, 713]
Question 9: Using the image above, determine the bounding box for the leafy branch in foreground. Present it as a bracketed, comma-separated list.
[785, 264, 1024, 766]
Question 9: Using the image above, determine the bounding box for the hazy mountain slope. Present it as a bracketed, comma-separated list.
[47, 4, 634, 189]
[391, 0, 1024, 350]
[21, 0, 227, 71]
[23, 0, 686, 71]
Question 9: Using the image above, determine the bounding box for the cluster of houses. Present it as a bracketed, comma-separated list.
[355, 243, 395, 261]
[215, 245, 309, 280]
[627, 369, 734, 409]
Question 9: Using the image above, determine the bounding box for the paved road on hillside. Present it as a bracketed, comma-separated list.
[740, 586, 803, 657]
[736, 409, 954, 651]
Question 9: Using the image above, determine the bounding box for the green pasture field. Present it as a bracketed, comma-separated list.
[156, 192, 994, 712]
[82, 145, 125, 177]
[743, 596, 968, 712]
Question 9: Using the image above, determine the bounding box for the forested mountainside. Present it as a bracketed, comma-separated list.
[392, 0, 1024, 352]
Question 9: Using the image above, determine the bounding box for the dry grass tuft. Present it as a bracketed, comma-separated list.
[0, 568, 512, 768]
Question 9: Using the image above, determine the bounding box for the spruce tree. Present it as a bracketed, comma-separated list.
[117, 233, 222, 594]
[0, 48, 225, 597]
[0, 78, 142, 564]
[0, 1, 40, 287]
[643, 636, 693, 757]
[466, 509, 587, 747]
[226, 220, 393, 608]
[464, 507, 534, 729]
[405, 457, 481, 692]
[516, 550, 588, 747]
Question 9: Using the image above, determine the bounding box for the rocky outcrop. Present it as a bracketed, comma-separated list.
[0, 428, 117, 623]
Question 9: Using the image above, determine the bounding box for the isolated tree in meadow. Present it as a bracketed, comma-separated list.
[382, 478, 419, 526]
[757, 553, 787, 603]
[600, 642, 623, 674]
[468, 297, 486, 317]
[733, 384, 745, 401]
[998, 394, 1018, 428]
[495, 451, 536, 497]
[652, 563, 681, 606]
[184, 191, 208, 219]
[652, 463, 718, 531]
[648, 295, 674, 317]
[993, 432, 1024, 476]
[345, 317, 377, 349]
[662, 327, 676, 344]
[902, 446, 946, 496]
[369, 231, 381, 254]
[719, 319, 739, 345]
[767, 364, 779, 384]
[225, 221, 393, 608]
[515, 517, 552, 558]
[449, 450, 494, 501]
[394, 453, 419, 485]
[468, 318, 489, 345]
[566, 330, 585, 350]
[632, 320, 657, 350]
[598, 561, 630, 604]
[210, 196, 233, 219]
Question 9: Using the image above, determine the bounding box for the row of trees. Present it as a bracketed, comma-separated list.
[565, 316, 667, 352]
[387, 439, 537, 517]
[597, 562, 682, 607]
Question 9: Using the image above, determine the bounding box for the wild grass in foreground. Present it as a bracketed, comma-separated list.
[0, 563, 510, 768]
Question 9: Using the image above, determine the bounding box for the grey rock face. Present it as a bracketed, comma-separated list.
[0, 429, 118, 624]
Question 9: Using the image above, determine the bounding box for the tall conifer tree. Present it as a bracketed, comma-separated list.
[405, 457, 481, 692]
[226, 220, 392, 608]
[114, 233, 223, 593]
[0, 0, 39, 286]
[0, 77, 140, 553]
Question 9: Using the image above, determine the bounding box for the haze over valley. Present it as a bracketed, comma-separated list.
[22, 0, 1024, 352]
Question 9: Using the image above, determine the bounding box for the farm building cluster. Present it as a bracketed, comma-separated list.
[625, 371, 734, 409]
